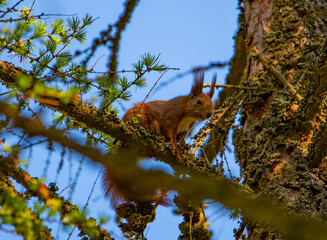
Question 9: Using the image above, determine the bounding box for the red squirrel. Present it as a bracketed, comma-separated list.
[103, 70, 216, 206]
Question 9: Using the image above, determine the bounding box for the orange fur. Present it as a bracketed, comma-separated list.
[103, 70, 216, 206]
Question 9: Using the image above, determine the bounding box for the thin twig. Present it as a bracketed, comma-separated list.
[103, 55, 164, 109]
[90, 54, 105, 71]
[55, 148, 66, 183]
[0, 91, 10, 96]
[0, 14, 77, 22]
[33, 24, 84, 76]
[223, 152, 234, 180]
[42, 146, 53, 179]
[58, 184, 73, 195]
[252, 47, 303, 102]
[69, 156, 85, 199]
[67, 168, 102, 240]
[191, 91, 243, 154]
[0, 0, 24, 19]
[17, 139, 48, 151]
[84, 169, 102, 210]
[153, 61, 229, 94]
[1, 29, 71, 50]
[141, 69, 168, 104]
[68, 150, 73, 187]
[258, 138, 271, 160]
[87, 67, 179, 75]
[203, 83, 289, 94]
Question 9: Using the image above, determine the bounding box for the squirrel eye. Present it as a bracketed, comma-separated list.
[196, 99, 202, 105]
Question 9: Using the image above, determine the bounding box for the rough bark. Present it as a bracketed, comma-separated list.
[234, 0, 327, 239]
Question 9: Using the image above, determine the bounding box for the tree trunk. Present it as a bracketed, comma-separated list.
[233, 0, 327, 238]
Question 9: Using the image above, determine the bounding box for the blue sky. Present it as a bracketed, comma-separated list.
[1, 0, 240, 239]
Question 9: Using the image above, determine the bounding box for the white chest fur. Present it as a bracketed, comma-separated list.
[177, 117, 197, 134]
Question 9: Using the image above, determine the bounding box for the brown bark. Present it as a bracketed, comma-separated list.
[234, 0, 327, 239]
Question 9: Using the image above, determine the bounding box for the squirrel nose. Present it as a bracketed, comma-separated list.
[206, 112, 212, 118]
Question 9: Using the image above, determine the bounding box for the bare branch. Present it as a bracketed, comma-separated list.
[251, 47, 303, 102]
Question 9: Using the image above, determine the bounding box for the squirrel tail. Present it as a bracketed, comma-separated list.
[102, 166, 172, 207]
[102, 168, 125, 207]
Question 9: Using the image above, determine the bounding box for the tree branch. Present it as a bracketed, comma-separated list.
[0, 155, 113, 240]
[108, 0, 141, 75]
[0, 60, 215, 175]
[1, 99, 327, 240]
[78, 0, 140, 73]
[251, 47, 303, 102]
[0, 175, 54, 239]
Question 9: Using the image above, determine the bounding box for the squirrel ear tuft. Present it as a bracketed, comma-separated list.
[190, 70, 204, 97]
[207, 74, 216, 98]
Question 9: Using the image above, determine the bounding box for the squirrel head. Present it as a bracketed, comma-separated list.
[185, 70, 216, 120]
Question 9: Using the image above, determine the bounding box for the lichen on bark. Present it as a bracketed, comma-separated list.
[233, 0, 327, 238]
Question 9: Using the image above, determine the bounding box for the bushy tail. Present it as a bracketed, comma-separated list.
[102, 165, 172, 207]
[102, 168, 126, 207]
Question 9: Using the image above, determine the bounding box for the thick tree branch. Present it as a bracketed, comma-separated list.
[0, 60, 214, 175]
[1, 101, 327, 240]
